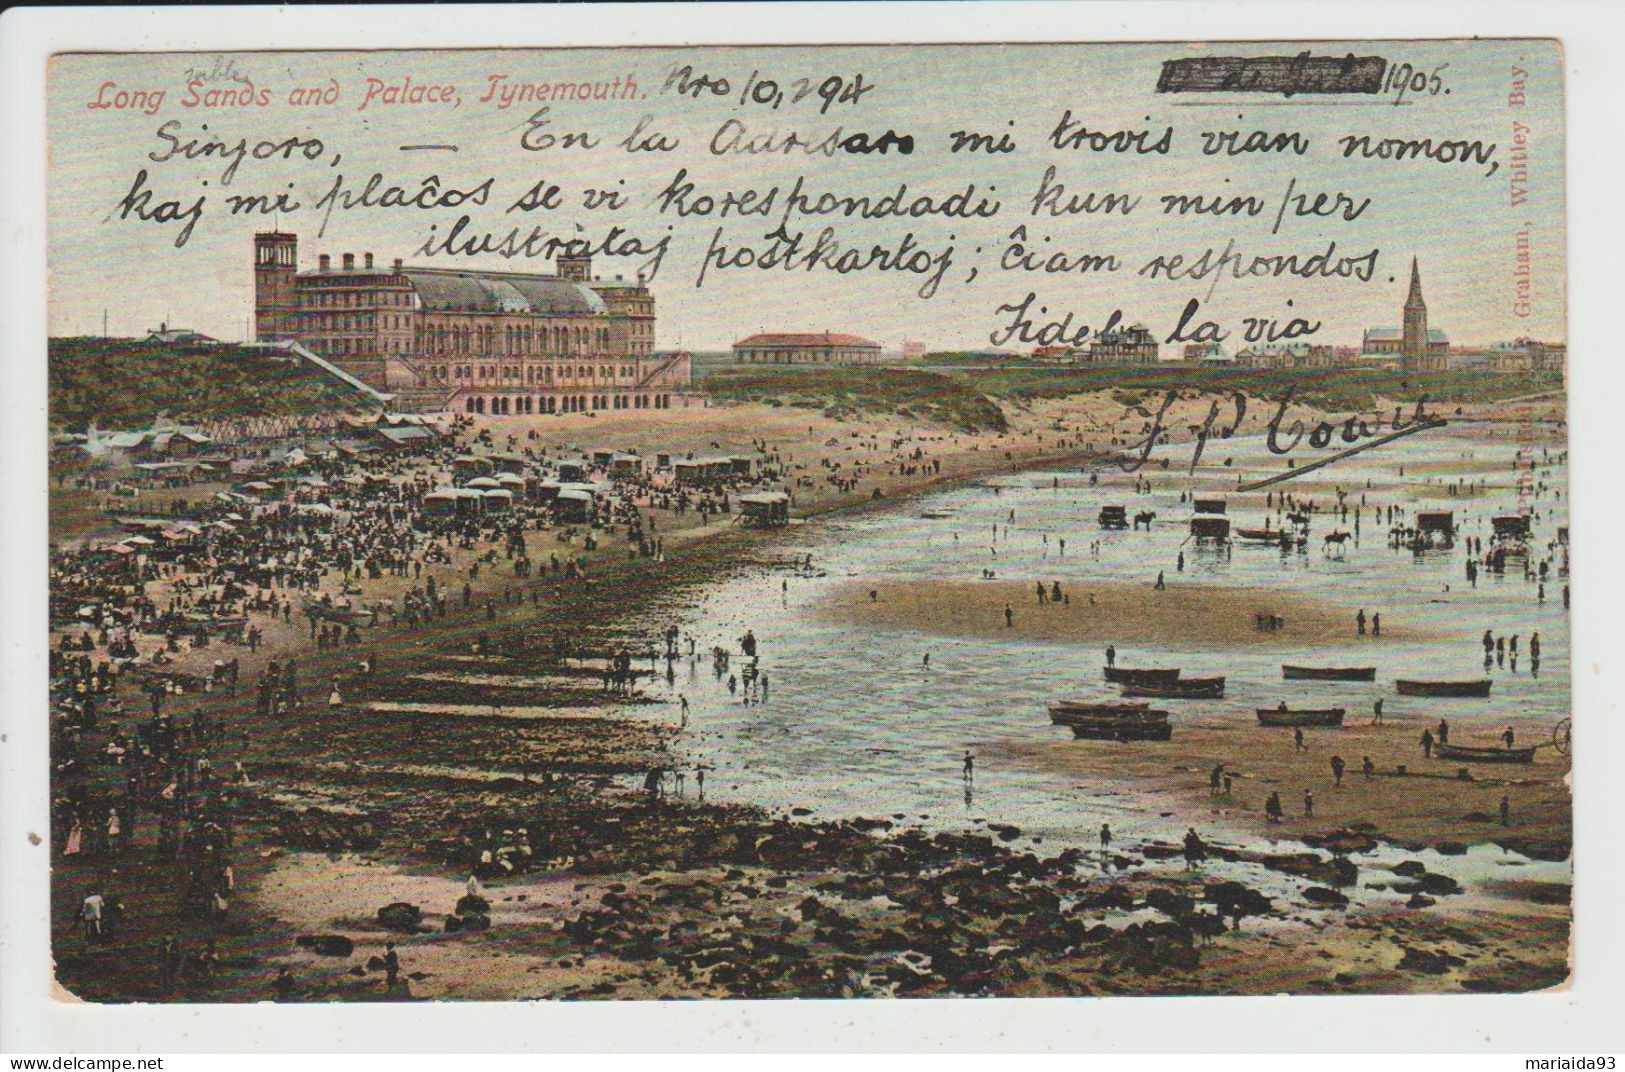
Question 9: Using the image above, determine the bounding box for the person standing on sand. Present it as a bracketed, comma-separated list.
[1293, 727, 1306, 752]
[1372, 698, 1384, 725]
[1500, 795, 1511, 827]
[1303, 790, 1314, 818]
[1105, 645, 1116, 669]
[1154, 571, 1165, 590]
[1421, 729, 1434, 758]
[1330, 755, 1346, 787]
[1356, 609, 1367, 636]
[1437, 718, 1450, 745]
[963, 751, 974, 782]
[1362, 756, 1375, 781]
[1004, 605, 1013, 628]
[384, 943, 400, 990]
[1182, 828, 1205, 869]
[1371, 613, 1381, 637]
[1209, 764, 1224, 795]
[1099, 823, 1112, 861]
[922, 653, 930, 669]
[1265, 792, 1283, 823]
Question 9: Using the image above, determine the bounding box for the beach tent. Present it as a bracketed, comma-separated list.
[552, 488, 594, 523]
[737, 492, 790, 527]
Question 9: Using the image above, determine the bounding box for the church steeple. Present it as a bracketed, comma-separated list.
[1402, 257, 1429, 366]
[1405, 257, 1426, 311]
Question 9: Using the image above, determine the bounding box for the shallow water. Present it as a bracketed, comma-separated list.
[642, 424, 1570, 881]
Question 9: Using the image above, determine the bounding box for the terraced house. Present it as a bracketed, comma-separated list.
[253, 232, 689, 415]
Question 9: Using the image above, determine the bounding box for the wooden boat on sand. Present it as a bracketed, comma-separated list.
[1256, 707, 1345, 728]
[1396, 679, 1493, 698]
[1434, 742, 1535, 764]
[1069, 720, 1173, 742]
[1121, 676, 1225, 699]
[1102, 667, 1181, 685]
[1283, 665, 1376, 682]
[1049, 702, 1163, 726]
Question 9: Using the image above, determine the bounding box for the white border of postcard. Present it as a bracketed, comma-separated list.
[2, 0, 1623, 1056]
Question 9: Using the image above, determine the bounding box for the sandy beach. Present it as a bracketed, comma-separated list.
[824, 578, 1439, 650]
[46, 383, 1572, 1003]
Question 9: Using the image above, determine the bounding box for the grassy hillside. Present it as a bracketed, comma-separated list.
[933, 364, 1565, 414]
[699, 360, 1562, 433]
[49, 338, 372, 431]
[700, 364, 1010, 433]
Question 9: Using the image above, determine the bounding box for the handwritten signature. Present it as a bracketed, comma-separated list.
[1121, 385, 1443, 483]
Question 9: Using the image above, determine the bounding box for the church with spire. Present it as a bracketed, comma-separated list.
[1362, 257, 1451, 370]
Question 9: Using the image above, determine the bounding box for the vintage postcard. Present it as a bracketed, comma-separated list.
[38, 36, 1571, 1007]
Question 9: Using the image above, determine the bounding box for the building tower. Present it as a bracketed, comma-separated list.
[556, 252, 593, 282]
[1402, 256, 1428, 368]
[253, 232, 299, 342]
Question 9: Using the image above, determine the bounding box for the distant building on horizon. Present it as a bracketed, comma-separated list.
[1182, 342, 1232, 365]
[1084, 323, 1159, 365]
[732, 332, 883, 365]
[900, 339, 926, 360]
[1362, 258, 1450, 370]
[1234, 343, 1337, 369]
[144, 323, 216, 345]
[1483, 337, 1567, 374]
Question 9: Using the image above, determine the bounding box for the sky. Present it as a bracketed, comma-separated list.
[47, 40, 1566, 351]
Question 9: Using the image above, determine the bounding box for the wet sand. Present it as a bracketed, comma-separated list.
[823, 578, 1436, 650]
[47, 388, 1572, 1002]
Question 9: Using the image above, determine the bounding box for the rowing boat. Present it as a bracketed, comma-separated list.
[1396, 679, 1493, 698]
[1235, 527, 1303, 545]
[1121, 676, 1225, 699]
[1049, 703, 1167, 726]
[1102, 667, 1181, 685]
[1282, 665, 1376, 682]
[1434, 742, 1535, 764]
[1069, 721, 1173, 742]
[1256, 707, 1345, 728]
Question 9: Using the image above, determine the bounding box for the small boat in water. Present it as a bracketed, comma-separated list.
[1396, 679, 1493, 698]
[1102, 667, 1181, 685]
[1282, 665, 1376, 682]
[1049, 702, 1163, 726]
[1256, 707, 1345, 728]
[919, 508, 956, 519]
[1434, 742, 1535, 764]
[1235, 527, 1304, 546]
[1069, 720, 1173, 742]
[1121, 676, 1225, 699]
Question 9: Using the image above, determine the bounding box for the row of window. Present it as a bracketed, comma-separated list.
[462, 393, 673, 415]
[431, 363, 645, 384]
[299, 289, 413, 309]
[300, 313, 413, 332]
[417, 322, 612, 356]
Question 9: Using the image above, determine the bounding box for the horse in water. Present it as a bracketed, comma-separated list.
[1133, 510, 1157, 531]
[1323, 530, 1351, 557]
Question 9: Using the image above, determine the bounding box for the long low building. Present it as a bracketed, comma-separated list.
[732, 332, 882, 365]
[253, 232, 689, 415]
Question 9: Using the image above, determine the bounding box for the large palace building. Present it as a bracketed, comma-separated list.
[253, 232, 689, 415]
